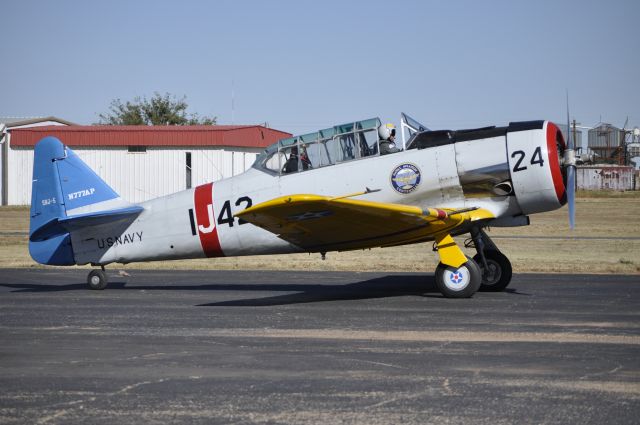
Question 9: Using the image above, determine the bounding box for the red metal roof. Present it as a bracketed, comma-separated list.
[9, 125, 291, 148]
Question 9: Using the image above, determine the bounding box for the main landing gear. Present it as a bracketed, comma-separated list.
[434, 257, 482, 298]
[87, 266, 108, 290]
[433, 234, 482, 298]
[469, 228, 513, 292]
[432, 228, 513, 298]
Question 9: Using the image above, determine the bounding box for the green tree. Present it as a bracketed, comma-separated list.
[97, 92, 216, 125]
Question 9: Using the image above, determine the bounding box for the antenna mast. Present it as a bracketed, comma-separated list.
[231, 79, 235, 125]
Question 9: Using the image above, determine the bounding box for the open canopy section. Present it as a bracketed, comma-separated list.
[400, 112, 430, 149]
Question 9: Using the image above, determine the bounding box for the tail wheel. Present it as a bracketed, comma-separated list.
[87, 269, 108, 290]
[473, 250, 512, 292]
[434, 258, 482, 298]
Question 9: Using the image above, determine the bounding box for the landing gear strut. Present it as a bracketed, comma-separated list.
[470, 228, 513, 292]
[87, 266, 108, 290]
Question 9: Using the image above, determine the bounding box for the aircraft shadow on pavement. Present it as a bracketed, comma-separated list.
[197, 278, 529, 306]
[199, 275, 440, 306]
[0, 274, 529, 306]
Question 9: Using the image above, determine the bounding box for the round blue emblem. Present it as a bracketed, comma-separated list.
[391, 163, 421, 194]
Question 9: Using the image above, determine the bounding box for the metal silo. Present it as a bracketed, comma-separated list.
[588, 123, 622, 164]
[557, 123, 583, 150]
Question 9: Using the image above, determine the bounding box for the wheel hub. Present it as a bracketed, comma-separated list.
[443, 266, 471, 291]
[483, 260, 502, 285]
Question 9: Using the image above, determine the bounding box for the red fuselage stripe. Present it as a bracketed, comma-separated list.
[194, 182, 224, 257]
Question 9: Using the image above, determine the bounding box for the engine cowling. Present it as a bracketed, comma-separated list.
[506, 121, 567, 215]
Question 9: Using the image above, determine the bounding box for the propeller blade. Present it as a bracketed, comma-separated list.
[567, 165, 576, 229]
[566, 91, 574, 150]
[566, 91, 576, 229]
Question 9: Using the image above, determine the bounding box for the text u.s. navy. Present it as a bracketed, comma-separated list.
[96, 232, 143, 249]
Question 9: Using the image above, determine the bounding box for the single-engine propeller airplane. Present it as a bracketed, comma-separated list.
[29, 113, 576, 298]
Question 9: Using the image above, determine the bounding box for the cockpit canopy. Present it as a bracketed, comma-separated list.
[254, 118, 381, 175]
[252, 113, 431, 175]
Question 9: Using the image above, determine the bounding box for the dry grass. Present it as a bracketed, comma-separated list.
[3, 192, 639, 274]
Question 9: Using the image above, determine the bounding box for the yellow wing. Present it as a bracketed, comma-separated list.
[235, 194, 494, 253]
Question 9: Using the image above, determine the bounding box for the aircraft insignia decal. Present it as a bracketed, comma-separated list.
[391, 163, 421, 194]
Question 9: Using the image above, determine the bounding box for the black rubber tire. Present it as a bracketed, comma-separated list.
[87, 269, 108, 290]
[434, 258, 482, 298]
[473, 250, 513, 292]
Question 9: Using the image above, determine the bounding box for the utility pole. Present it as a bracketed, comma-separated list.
[620, 127, 630, 166]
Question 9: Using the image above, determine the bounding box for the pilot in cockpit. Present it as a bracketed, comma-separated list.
[379, 123, 401, 155]
[300, 144, 312, 170]
[282, 146, 300, 173]
[282, 145, 312, 174]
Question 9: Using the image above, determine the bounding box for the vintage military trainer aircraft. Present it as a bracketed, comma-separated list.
[29, 113, 576, 298]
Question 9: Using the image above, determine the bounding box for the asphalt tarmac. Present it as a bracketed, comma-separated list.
[0, 269, 638, 424]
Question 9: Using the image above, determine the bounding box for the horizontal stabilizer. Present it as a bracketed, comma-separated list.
[29, 206, 144, 242]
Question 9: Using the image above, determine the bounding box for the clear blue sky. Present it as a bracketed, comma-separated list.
[2, 0, 639, 137]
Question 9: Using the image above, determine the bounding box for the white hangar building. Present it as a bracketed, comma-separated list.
[0, 119, 290, 205]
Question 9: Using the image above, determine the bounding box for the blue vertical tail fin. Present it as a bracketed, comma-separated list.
[29, 136, 135, 265]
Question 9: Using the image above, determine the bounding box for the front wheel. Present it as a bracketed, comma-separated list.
[434, 259, 482, 298]
[473, 250, 512, 292]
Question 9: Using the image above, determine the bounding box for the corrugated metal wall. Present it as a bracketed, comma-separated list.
[577, 166, 636, 191]
[8, 146, 259, 205]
